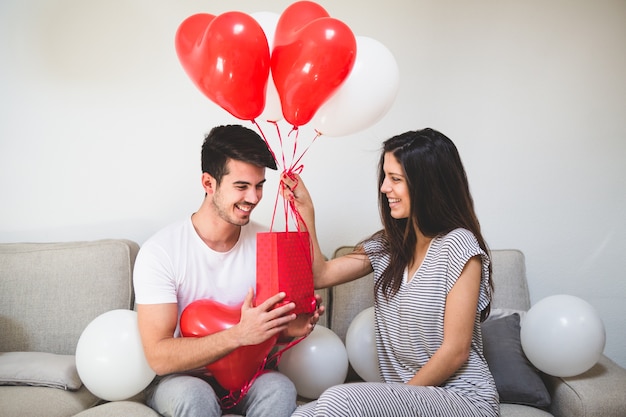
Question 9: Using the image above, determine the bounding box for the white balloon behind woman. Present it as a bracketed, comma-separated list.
[520, 294, 605, 377]
[312, 36, 399, 137]
[76, 309, 155, 401]
[345, 307, 381, 382]
[278, 325, 348, 399]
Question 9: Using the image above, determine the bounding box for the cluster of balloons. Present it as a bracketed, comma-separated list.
[175, 1, 399, 137]
[74, 295, 606, 404]
[520, 294, 606, 377]
[75, 310, 155, 401]
[73, 306, 380, 403]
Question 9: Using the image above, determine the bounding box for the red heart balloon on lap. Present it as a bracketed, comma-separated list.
[180, 299, 277, 392]
[175, 12, 271, 121]
[271, 5, 357, 127]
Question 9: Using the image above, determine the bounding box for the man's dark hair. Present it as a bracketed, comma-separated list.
[201, 125, 277, 184]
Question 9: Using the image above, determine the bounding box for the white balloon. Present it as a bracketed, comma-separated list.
[76, 309, 155, 401]
[520, 295, 606, 377]
[251, 11, 283, 122]
[346, 307, 381, 382]
[312, 36, 399, 137]
[278, 325, 348, 399]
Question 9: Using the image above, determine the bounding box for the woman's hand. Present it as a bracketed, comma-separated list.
[280, 172, 314, 229]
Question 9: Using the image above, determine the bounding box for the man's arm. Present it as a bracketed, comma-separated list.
[137, 289, 297, 375]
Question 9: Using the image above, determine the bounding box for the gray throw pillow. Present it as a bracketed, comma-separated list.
[0, 352, 82, 390]
[481, 313, 551, 408]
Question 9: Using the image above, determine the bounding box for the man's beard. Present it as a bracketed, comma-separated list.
[212, 196, 251, 227]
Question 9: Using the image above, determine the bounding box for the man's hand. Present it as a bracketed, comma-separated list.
[283, 293, 325, 339]
[233, 288, 297, 346]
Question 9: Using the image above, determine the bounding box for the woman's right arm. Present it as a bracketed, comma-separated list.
[280, 172, 372, 289]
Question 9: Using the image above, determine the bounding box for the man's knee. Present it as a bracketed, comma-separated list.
[242, 371, 297, 417]
[148, 375, 221, 417]
[258, 371, 297, 401]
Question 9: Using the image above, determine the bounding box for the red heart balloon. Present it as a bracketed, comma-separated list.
[273, 1, 330, 48]
[174, 13, 216, 57]
[180, 299, 277, 391]
[175, 12, 271, 121]
[271, 17, 357, 126]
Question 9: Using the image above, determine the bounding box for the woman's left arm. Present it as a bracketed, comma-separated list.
[407, 255, 482, 386]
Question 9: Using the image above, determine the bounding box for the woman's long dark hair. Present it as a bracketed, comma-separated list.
[373, 128, 492, 319]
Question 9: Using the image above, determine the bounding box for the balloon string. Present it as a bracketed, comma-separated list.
[254, 121, 284, 231]
[291, 130, 321, 169]
[280, 164, 311, 236]
[288, 126, 299, 167]
[252, 121, 317, 236]
[270, 183, 280, 232]
[267, 333, 310, 368]
[273, 121, 287, 170]
[219, 333, 311, 410]
[219, 356, 269, 409]
[280, 169, 316, 275]
[280, 129, 317, 233]
[251, 120, 280, 170]
[281, 166, 308, 234]
[220, 122, 317, 409]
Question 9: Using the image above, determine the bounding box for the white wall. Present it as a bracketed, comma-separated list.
[1, 0, 625, 367]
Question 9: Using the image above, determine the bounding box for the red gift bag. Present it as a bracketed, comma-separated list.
[256, 231, 316, 315]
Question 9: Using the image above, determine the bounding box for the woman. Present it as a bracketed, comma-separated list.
[283, 128, 499, 417]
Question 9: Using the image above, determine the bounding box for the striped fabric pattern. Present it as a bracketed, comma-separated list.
[293, 228, 500, 417]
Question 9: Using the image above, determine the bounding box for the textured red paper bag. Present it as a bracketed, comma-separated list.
[256, 231, 316, 315]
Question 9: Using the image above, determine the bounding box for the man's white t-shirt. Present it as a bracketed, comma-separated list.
[133, 217, 268, 337]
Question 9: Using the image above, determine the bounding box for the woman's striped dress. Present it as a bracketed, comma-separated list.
[292, 228, 500, 417]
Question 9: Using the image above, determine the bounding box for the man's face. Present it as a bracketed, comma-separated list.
[211, 159, 267, 226]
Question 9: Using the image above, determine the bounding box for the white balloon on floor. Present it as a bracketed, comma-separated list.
[520, 294, 605, 377]
[346, 307, 381, 382]
[76, 309, 155, 401]
[278, 325, 348, 399]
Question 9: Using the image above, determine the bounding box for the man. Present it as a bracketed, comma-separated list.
[134, 124, 322, 417]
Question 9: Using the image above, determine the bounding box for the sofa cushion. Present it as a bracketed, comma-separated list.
[0, 240, 139, 355]
[482, 313, 550, 408]
[487, 308, 526, 321]
[0, 352, 81, 390]
[489, 250, 531, 311]
[0, 384, 100, 417]
[500, 403, 554, 416]
[330, 246, 375, 343]
[72, 400, 160, 417]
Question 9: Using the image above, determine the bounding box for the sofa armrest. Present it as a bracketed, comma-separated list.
[544, 355, 626, 417]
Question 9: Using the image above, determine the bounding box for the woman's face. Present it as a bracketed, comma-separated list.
[380, 152, 410, 219]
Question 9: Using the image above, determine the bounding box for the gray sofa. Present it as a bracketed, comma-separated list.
[326, 246, 626, 417]
[1, 239, 625, 417]
[0, 240, 158, 417]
